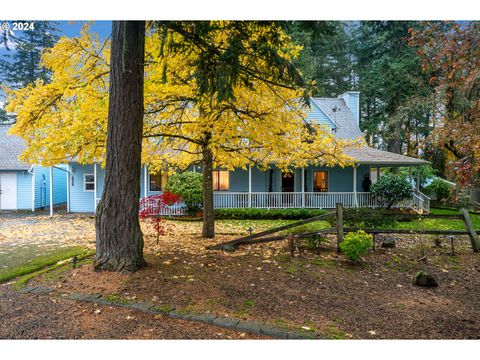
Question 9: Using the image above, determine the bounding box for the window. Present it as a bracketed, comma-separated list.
[313, 171, 328, 192]
[212, 170, 229, 191]
[149, 171, 169, 192]
[84, 174, 95, 192]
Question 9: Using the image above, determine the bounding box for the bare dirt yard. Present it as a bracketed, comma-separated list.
[1, 212, 480, 339]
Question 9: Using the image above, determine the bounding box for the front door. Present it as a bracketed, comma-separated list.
[281, 172, 295, 192]
[0, 173, 17, 210]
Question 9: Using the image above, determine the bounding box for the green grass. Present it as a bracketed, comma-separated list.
[13, 250, 94, 288]
[0, 246, 91, 284]
[281, 221, 331, 235]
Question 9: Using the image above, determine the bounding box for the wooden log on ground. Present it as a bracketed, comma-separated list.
[460, 207, 480, 252]
[207, 211, 335, 251]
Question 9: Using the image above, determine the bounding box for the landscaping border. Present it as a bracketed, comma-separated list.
[18, 286, 318, 339]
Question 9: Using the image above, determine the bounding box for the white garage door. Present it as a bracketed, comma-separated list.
[0, 173, 17, 210]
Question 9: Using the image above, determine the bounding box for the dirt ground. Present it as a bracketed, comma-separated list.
[2, 212, 480, 339]
[31, 232, 480, 339]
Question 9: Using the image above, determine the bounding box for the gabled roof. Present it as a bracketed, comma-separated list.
[0, 125, 31, 170]
[311, 97, 363, 140]
[308, 98, 338, 129]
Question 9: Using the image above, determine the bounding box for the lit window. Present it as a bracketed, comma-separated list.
[149, 171, 169, 192]
[313, 171, 328, 192]
[212, 170, 229, 191]
[84, 174, 95, 192]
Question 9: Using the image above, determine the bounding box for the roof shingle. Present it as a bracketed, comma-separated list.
[0, 125, 31, 170]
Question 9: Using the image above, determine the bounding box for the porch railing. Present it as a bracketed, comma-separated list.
[213, 191, 430, 213]
[128, 190, 431, 216]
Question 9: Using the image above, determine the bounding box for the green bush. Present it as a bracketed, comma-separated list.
[339, 230, 373, 261]
[338, 208, 414, 229]
[424, 178, 452, 201]
[371, 174, 412, 209]
[214, 208, 328, 220]
[164, 172, 203, 214]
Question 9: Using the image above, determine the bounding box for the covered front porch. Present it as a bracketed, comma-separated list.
[213, 163, 430, 213]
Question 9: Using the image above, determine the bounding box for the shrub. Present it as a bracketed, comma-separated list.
[337, 208, 414, 229]
[164, 171, 203, 214]
[371, 174, 412, 209]
[139, 192, 180, 244]
[424, 178, 452, 201]
[214, 208, 328, 220]
[339, 230, 373, 261]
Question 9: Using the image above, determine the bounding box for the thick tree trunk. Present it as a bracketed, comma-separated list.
[202, 138, 215, 238]
[94, 21, 146, 272]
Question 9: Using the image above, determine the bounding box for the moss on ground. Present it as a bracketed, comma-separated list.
[0, 247, 93, 284]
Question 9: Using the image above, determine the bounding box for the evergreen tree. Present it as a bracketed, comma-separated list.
[285, 21, 355, 97]
[0, 21, 60, 87]
[1, 21, 59, 124]
[352, 21, 434, 154]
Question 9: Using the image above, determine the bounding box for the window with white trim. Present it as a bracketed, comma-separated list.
[84, 174, 95, 192]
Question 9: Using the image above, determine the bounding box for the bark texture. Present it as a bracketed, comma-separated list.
[202, 138, 215, 238]
[94, 21, 146, 272]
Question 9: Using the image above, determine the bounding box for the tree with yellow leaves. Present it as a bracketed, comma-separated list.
[7, 22, 356, 247]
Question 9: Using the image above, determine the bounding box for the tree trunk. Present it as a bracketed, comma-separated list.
[94, 21, 146, 272]
[202, 138, 215, 238]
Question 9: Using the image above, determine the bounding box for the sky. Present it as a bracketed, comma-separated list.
[0, 20, 112, 56]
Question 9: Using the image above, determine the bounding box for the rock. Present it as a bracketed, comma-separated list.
[236, 321, 262, 334]
[220, 244, 236, 252]
[413, 271, 438, 287]
[212, 316, 240, 329]
[381, 239, 396, 248]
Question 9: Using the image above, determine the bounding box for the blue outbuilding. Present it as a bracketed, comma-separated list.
[0, 125, 67, 213]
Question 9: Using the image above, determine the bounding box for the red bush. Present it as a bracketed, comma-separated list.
[139, 191, 181, 244]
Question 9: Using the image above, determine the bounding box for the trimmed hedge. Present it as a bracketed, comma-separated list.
[214, 208, 329, 220]
[335, 208, 415, 228]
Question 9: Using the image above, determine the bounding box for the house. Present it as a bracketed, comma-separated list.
[65, 91, 431, 214]
[0, 125, 67, 213]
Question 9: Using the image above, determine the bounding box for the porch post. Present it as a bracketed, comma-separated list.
[49, 166, 53, 217]
[409, 166, 413, 189]
[144, 165, 148, 198]
[353, 165, 358, 208]
[301, 168, 305, 208]
[416, 166, 420, 191]
[66, 164, 70, 213]
[248, 165, 252, 207]
[93, 163, 97, 213]
[31, 167, 35, 212]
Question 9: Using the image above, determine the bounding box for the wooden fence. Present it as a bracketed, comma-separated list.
[208, 203, 480, 253]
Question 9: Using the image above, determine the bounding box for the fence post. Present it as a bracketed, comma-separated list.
[460, 208, 480, 252]
[336, 202, 344, 252]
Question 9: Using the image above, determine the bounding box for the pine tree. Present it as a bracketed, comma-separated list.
[285, 21, 355, 97]
[1, 21, 60, 87]
[0, 21, 59, 124]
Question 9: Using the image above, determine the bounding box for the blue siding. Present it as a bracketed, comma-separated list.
[67, 162, 378, 212]
[338, 92, 360, 125]
[34, 166, 49, 209]
[306, 101, 337, 129]
[33, 166, 67, 209]
[69, 163, 95, 212]
[16, 170, 33, 210]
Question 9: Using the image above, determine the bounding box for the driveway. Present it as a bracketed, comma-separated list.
[0, 211, 95, 272]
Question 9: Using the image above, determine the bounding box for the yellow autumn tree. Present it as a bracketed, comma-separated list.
[6, 22, 359, 238]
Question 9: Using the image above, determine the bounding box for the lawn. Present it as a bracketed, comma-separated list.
[0, 245, 91, 283]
